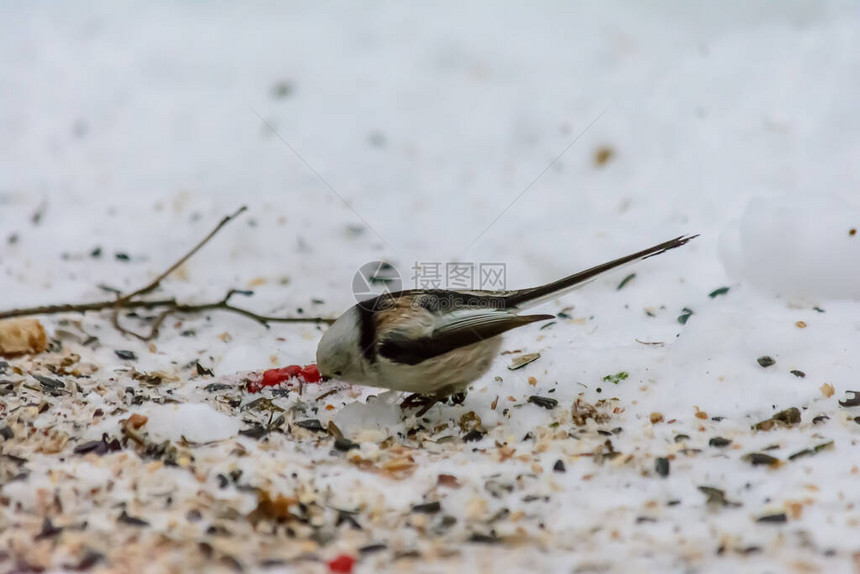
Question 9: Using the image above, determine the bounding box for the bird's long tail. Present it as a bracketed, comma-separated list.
[504, 234, 698, 310]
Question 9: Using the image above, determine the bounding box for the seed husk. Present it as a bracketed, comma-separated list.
[742, 452, 781, 467]
[508, 353, 541, 370]
[839, 391, 860, 407]
[527, 396, 558, 410]
[757, 356, 776, 368]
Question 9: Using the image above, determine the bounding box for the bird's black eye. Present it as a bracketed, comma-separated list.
[334, 370, 342, 376]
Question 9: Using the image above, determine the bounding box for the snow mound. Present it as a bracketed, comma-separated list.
[333, 391, 403, 441]
[142, 403, 240, 442]
[721, 195, 860, 299]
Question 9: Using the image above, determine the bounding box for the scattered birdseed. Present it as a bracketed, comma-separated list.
[698, 486, 740, 507]
[462, 430, 485, 442]
[295, 419, 325, 432]
[677, 308, 694, 325]
[334, 437, 359, 452]
[527, 395, 558, 410]
[756, 356, 776, 368]
[617, 273, 636, 290]
[708, 287, 730, 298]
[411, 501, 441, 514]
[788, 441, 834, 461]
[508, 353, 541, 370]
[118, 510, 149, 527]
[742, 453, 781, 467]
[839, 391, 860, 407]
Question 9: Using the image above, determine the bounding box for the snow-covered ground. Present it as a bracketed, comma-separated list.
[2, 2, 860, 572]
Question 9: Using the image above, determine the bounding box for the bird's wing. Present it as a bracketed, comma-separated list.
[378, 309, 553, 366]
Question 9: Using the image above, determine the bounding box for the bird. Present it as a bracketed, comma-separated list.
[316, 235, 697, 414]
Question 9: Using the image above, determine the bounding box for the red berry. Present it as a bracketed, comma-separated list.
[327, 554, 354, 573]
[261, 365, 302, 388]
[300, 364, 321, 383]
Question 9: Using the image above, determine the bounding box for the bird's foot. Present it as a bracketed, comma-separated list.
[400, 393, 443, 416]
[400, 391, 468, 416]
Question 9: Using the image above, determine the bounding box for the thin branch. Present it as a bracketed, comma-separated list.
[0, 299, 177, 320]
[116, 205, 249, 304]
[0, 206, 335, 339]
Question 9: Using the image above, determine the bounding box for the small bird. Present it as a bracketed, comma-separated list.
[317, 235, 696, 414]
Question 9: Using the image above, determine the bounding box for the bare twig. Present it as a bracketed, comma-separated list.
[0, 299, 177, 320]
[116, 206, 248, 304]
[0, 207, 335, 338]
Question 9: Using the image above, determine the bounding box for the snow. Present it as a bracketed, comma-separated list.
[2, 1, 860, 573]
[722, 194, 860, 299]
[143, 403, 241, 443]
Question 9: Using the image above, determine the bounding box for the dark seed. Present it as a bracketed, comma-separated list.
[469, 533, 500, 544]
[295, 419, 325, 432]
[790, 370, 806, 378]
[708, 287, 730, 298]
[69, 550, 104, 571]
[553, 459, 566, 473]
[698, 486, 740, 507]
[334, 437, 359, 452]
[674, 434, 690, 443]
[772, 407, 801, 425]
[359, 543, 387, 555]
[756, 513, 787, 524]
[463, 430, 485, 442]
[34, 374, 65, 390]
[118, 510, 149, 527]
[411, 501, 441, 514]
[0, 426, 13, 440]
[74, 440, 105, 455]
[812, 415, 829, 424]
[742, 452, 781, 466]
[655, 457, 670, 477]
[616, 273, 636, 290]
[336, 511, 362, 530]
[709, 437, 732, 448]
[677, 308, 694, 325]
[196, 362, 214, 376]
[115, 350, 137, 360]
[839, 391, 860, 407]
[115, 252, 131, 261]
[238, 425, 268, 439]
[756, 356, 775, 368]
[271, 80, 294, 99]
[527, 396, 558, 410]
[186, 509, 202, 522]
[35, 517, 63, 540]
[203, 383, 233, 392]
